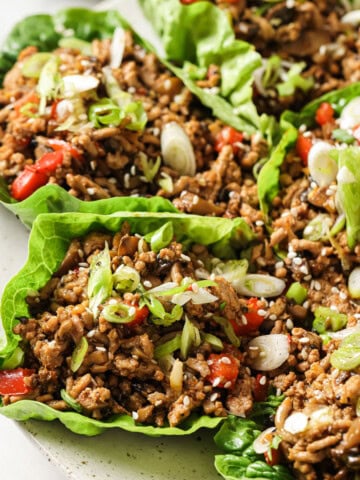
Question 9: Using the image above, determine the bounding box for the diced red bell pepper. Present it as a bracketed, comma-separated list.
[296, 133, 312, 166]
[11, 150, 64, 201]
[315, 102, 334, 126]
[123, 301, 149, 328]
[48, 139, 83, 162]
[206, 353, 239, 388]
[229, 297, 265, 336]
[11, 166, 48, 201]
[215, 126, 244, 154]
[0, 368, 34, 396]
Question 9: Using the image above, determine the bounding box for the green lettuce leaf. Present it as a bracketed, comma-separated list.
[0, 184, 178, 229]
[0, 400, 222, 437]
[336, 147, 360, 249]
[0, 210, 253, 435]
[257, 122, 298, 217]
[139, 0, 263, 134]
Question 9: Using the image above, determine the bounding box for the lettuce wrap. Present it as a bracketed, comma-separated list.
[0, 209, 254, 436]
[257, 82, 360, 217]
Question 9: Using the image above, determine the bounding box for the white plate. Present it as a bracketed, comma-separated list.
[0, 2, 220, 479]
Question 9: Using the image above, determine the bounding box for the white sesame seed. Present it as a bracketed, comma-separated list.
[193, 195, 200, 205]
[128, 86, 136, 94]
[220, 356, 231, 365]
[255, 220, 264, 226]
[304, 275, 312, 281]
[130, 165, 136, 176]
[313, 281, 321, 291]
[286, 319, 294, 330]
[275, 261, 284, 269]
[288, 251, 297, 259]
[302, 301, 309, 309]
[128, 306, 136, 316]
[224, 381, 232, 389]
[257, 309, 267, 317]
[78, 262, 89, 268]
[241, 315, 248, 325]
[249, 346, 259, 351]
[330, 305, 338, 311]
[310, 181, 317, 189]
[259, 375, 267, 386]
[207, 360, 214, 366]
[293, 257, 303, 266]
[96, 346, 106, 352]
[212, 377, 221, 387]
[155, 400, 162, 407]
[269, 314, 277, 321]
[276, 388, 282, 397]
[183, 395, 191, 407]
[210, 393, 218, 402]
[124, 173, 131, 189]
[299, 265, 309, 275]
[180, 254, 191, 262]
[299, 337, 310, 344]
[132, 411, 139, 420]
[143, 280, 153, 288]
[331, 287, 340, 294]
[87, 187, 96, 196]
[339, 291, 347, 300]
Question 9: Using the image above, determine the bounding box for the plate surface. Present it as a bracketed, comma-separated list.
[0, 1, 220, 479]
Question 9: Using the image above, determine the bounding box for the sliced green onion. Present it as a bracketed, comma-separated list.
[88, 244, 113, 318]
[89, 99, 122, 128]
[212, 259, 248, 291]
[139, 152, 161, 182]
[235, 274, 286, 298]
[102, 66, 147, 131]
[276, 61, 314, 97]
[59, 37, 92, 55]
[101, 303, 135, 324]
[144, 295, 183, 326]
[154, 334, 181, 359]
[201, 332, 223, 352]
[213, 316, 240, 348]
[308, 142, 338, 188]
[146, 279, 217, 298]
[63, 75, 99, 97]
[22, 52, 52, 78]
[19, 102, 39, 118]
[180, 316, 201, 359]
[158, 172, 174, 193]
[303, 214, 333, 242]
[161, 122, 196, 176]
[144, 221, 173, 252]
[348, 266, 360, 299]
[330, 214, 346, 237]
[312, 306, 347, 334]
[112, 265, 140, 293]
[37, 55, 61, 115]
[286, 282, 308, 305]
[332, 128, 355, 145]
[60, 389, 83, 413]
[70, 336, 88, 372]
[330, 333, 360, 370]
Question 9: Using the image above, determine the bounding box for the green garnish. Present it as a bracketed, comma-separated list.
[332, 128, 355, 145]
[312, 306, 347, 334]
[144, 221, 174, 252]
[286, 282, 307, 305]
[87, 244, 113, 318]
[330, 333, 360, 371]
[70, 336, 88, 372]
[60, 389, 83, 413]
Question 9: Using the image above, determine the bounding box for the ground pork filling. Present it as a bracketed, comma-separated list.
[0, 31, 267, 219]
[8, 224, 262, 427]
